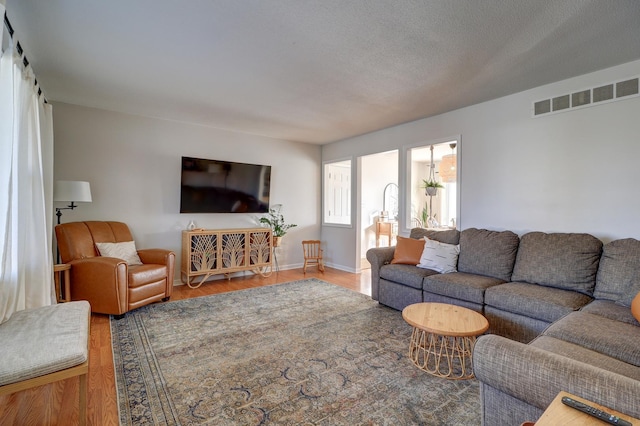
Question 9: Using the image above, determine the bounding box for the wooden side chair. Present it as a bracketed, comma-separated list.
[302, 240, 325, 273]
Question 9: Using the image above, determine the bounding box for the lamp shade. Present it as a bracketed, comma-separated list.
[439, 154, 457, 183]
[54, 181, 92, 203]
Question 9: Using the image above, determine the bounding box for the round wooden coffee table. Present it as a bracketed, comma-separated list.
[402, 302, 489, 380]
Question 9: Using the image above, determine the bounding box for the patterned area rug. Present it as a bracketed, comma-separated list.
[111, 279, 480, 425]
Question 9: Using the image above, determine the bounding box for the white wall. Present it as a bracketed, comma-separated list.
[323, 59, 640, 271]
[53, 103, 321, 283]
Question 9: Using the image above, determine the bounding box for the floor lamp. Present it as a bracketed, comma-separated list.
[54, 180, 92, 262]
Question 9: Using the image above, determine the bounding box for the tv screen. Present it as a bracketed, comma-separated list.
[180, 156, 271, 213]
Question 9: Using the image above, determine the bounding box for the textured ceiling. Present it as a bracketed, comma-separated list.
[5, 0, 640, 144]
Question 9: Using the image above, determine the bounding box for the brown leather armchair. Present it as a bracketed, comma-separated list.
[55, 221, 175, 316]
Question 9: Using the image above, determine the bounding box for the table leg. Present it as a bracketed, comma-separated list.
[54, 264, 72, 302]
[62, 268, 70, 302]
[408, 327, 477, 380]
[54, 271, 62, 303]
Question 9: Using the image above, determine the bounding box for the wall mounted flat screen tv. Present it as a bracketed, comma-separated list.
[180, 156, 271, 213]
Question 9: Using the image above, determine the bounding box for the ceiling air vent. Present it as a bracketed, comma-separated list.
[552, 95, 570, 111]
[617, 78, 639, 98]
[534, 99, 551, 115]
[572, 90, 590, 107]
[533, 76, 639, 117]
[593, 84, 614, 102]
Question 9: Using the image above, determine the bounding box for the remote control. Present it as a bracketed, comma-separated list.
[561, 396, 632, 426]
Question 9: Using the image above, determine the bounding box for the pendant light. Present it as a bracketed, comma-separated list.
[439, 143, 457, 183]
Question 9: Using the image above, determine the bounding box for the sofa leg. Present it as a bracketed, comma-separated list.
[162, 296, 170, 302]
[112, 314, 125, 320]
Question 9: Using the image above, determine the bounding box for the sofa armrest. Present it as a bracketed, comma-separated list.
[366, 247, 395, 301]
[474, 334, 640, 419]
[69, 257, 128, 315]
[138, 248, 174, 266]
[138, 249, 176, 296]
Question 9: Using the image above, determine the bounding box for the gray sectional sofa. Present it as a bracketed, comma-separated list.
[366, 228, 640, 425]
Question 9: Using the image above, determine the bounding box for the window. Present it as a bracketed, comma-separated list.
[405, 139, 459, 230]
[323, 159, 352, 226]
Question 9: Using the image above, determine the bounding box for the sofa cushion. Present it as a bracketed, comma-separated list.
[379, 264, 438, 290]
[530, 335, 640, 381]
[423, 292, 483, 312]
[378, 279, 422, 311]
[580, 299, 640, 326]
[417, 238, 459, 273]
[390, 236, 425, 265]
[457, 228, 520, 281]
[484, 306, 550, 343]
[511, 232, 602, 295]
[0, 301, 89, 386]
[410, 227, 460, 245]
[593, 238, 640, 305]
[485, 282, 593, 323]
[423, 272, 505, 305]
[618, 284, 640, 307]
[544, 311, 640, 367]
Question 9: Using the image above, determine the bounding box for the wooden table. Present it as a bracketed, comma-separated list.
[54, 263, 71, 303]
[532, 391, 639, 425]
[375, 221, 396, 247]
[402, 302, 489, 380]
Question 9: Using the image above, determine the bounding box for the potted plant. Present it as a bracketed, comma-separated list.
[422, 179, 444, 196]
[420, 205, 429, 228]
[259, 205, 297, 247]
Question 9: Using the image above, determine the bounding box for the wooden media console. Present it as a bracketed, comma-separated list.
[181, 228, 273, 288]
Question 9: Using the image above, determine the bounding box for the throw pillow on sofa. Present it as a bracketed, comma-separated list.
[632, 292, 640, 323]
[417, 238, 460, 273]
[391, 236, 425, 265]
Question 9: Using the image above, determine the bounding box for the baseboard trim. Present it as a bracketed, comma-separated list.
[324, 262, 357, 274]
[172, 262, 307, 286]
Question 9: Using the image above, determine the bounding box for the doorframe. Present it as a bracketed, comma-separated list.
[356, 150, 399, 271]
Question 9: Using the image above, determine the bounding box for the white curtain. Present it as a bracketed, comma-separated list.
[0, 10, 55, 324]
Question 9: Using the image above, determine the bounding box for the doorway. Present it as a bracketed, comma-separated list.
[359, 150, 398, 269]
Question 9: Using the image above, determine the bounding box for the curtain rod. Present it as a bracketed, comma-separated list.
[4, 12, 14, 37]
[3, 11, 47, 102]
[4, 14, 29, 68]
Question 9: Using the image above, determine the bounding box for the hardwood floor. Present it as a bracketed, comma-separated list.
[0, 267, 371, 426]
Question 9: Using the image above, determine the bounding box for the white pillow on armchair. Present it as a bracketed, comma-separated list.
[95, 241, 143, 265]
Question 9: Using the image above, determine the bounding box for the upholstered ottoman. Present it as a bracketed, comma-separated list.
[0, 301, 90, 425]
